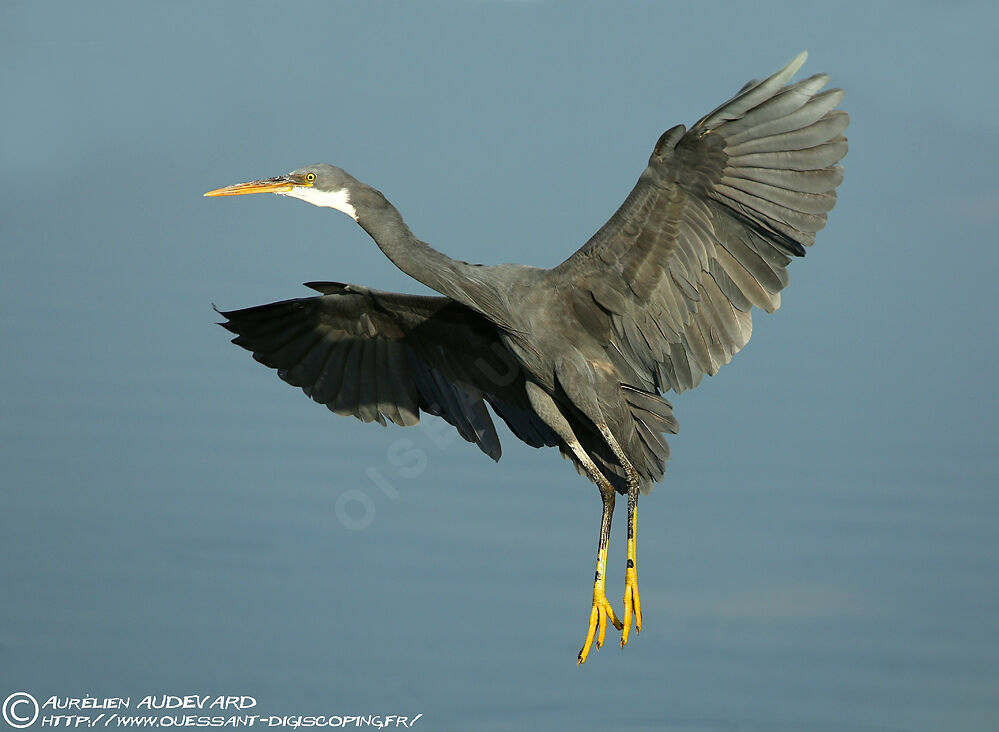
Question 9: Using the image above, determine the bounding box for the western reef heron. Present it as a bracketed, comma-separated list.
[205, 52, 848, 663]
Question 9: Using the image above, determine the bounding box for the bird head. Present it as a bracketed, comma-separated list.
[205, 163, 360, 220]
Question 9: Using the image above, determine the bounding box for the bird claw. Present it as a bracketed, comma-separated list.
[620, 567, 642, 647]
[577, 590, 623, 664]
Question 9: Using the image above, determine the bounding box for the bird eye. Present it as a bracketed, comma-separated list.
[305, 172, 316, 182]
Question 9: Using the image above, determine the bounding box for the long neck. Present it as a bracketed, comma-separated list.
[355, 187, 493, 313]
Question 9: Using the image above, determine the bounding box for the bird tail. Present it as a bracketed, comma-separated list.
[621, 385, 678, 494]
[556, 385, 677, 495]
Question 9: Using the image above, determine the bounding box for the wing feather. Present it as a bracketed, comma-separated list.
[218, 284, 559, 459]
[554, 52, 847, 393]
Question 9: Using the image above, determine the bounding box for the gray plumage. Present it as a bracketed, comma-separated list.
[209, 52, 847, 660]
[215, 51, 846, 495]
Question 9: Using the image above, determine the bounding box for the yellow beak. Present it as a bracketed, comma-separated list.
[204, 175, 300, 197]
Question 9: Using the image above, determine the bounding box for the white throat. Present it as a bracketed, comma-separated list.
[281, 186, 357, 221]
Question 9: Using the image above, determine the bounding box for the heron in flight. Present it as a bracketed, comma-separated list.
[206, 52, 847, 663]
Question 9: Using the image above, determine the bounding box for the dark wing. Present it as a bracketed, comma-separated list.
[217, 282, 559, 460]
[553, 52, 848, 393]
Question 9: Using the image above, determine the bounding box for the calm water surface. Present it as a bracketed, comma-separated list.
[2, 3, 997, 730]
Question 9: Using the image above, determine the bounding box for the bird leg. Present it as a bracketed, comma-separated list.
[596, 424, 643, 647]
[521, 383, 625, 664]
[621, 486, 642, 646]
[578, 483, 623, 664]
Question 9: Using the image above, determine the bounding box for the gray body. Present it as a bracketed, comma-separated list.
[216, 53, 848, 499]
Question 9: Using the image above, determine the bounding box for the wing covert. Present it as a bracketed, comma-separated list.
[217, 282, 558, 460]
[554, 52, 848, 394]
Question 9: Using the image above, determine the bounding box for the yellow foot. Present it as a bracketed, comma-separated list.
[620, 566, 643, 647]
[577, 590, 623, 664]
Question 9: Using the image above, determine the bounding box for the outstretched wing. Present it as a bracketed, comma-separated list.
[217, 282, 558, 460]
[553, 52, 848, 393]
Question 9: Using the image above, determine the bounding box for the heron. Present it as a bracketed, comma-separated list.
[205, 52, 847, 663]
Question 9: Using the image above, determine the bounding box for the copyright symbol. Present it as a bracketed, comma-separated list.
[2, 692, 39, 728]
